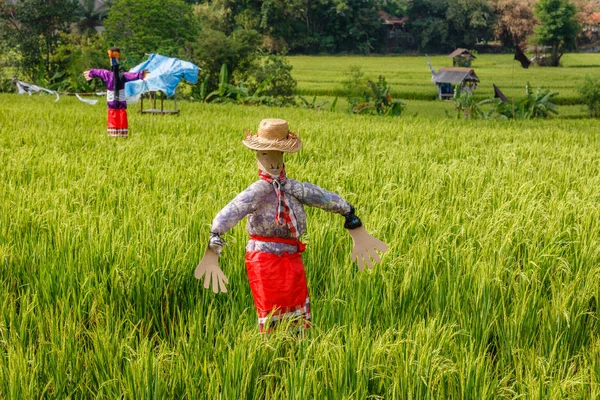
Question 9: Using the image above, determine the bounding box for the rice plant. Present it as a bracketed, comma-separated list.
[0, 94, 599, 398]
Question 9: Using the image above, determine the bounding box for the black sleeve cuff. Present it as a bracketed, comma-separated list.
[343, 205, 362, 230]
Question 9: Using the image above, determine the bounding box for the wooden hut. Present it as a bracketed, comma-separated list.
[378, 11, 407, 53]
[447, 48, 476, 67]
[431, 68, 479, 100]
[378, 11, 407, 36]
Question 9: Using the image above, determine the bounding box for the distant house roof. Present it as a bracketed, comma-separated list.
[447, 48, 476, 59]
[592, 12, 600, 24]
[378, 11, 407, 25]
[432, 68, 479, 84]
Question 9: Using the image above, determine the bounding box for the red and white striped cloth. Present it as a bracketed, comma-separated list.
[245, 250, 311, 333]
[259, 169, 299, 238]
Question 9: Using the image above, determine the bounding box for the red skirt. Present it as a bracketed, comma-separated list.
[107, 109, 128, 137]
[245, 250, 311, 332]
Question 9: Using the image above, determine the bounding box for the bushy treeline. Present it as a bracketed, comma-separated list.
[0, 0, 596, 94]
[0, 0, 298, 99]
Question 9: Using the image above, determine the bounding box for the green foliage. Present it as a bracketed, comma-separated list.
[342, 66, 405, 116]
[406, 0, 496, 52]
[104, 0, 198, 66]
[204, 64, 281, 106]
[244, 54, 297, 105]
[187, 28, 261, 96]
[76, 0, 108, 36]
[297, 96, 330, 111]
[533, 0, 579, 67]
[0, 0, 80, 80]
[186, 29, 296, 106]
[227, 0, 388, 54]
[352, 76, 406, 116]
[453, 91, 493, 119]
[297, 95, 338, 112]
[0, 70, 14, 93]
[193, 0, 236, 34]
[342, 65, 368, 106]
[51, 32, 108, 91]
[495, 84, 559, 119]
[577, 76, 600, 118]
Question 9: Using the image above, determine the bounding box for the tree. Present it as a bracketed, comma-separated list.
[0, 0, 80, 80]
[76, 0, 108, 36]
[103, 0, 198, 66]
[185, 27, 261, 94]
[226, 0, 389, 54]
[572, 0, 600, 45]
[533, 0, 579, 66]
[194, 0, 236, 34]
[406, 0, 496, 52]
[329, 0, 386, 54]
[492, 0, 537, 48]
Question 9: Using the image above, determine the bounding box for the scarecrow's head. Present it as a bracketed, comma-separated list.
[107, 47, 121, 67]
[257, 150, 285, 176]
[242, 118, 302, 175]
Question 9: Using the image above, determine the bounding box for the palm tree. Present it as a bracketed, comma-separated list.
[77, 0, 108, 36]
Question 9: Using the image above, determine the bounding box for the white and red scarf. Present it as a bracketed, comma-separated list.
[259, 168, 299, 238]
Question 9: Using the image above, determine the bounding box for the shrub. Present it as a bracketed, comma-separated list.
[495, 83, 559, 119]
[453, 91, 493, 119]
[0, 76, 14, 93]
[297, 96, 337, 111]
[244, 54, 297, 105]
[578, 76, 600, 118]
[204, 64, 281, 106]
[187, 28, 261, 98]
[352, 76, 406, 116]
[51, 32, 108, 92]
[342, 65, 367, 108]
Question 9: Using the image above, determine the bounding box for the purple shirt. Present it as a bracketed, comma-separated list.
[88, 69, 144, 110]
[212, 178, 352, 255]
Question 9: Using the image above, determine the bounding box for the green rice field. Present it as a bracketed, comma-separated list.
[289, 53, 600, 113]
[1, 57, 600, 398]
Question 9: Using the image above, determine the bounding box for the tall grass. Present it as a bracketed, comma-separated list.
[0, 94, 599, 398]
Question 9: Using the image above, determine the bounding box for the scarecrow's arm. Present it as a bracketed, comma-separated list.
[85, 69, 110, 83]
[286, 180, 352, 215]
[123, 70, 147, 82]
[195, 181, 270, 294]
[288, 179, 388, 270]
[209, 181, 271, 249]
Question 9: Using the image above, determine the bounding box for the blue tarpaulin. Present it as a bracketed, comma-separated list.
[125, 54, 199, 99]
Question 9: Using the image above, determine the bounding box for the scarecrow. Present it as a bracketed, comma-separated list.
[83, 47, 147, 137]
[195, 119, 388, 332]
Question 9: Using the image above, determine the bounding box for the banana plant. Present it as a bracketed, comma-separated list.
[352, 75, 405, 116]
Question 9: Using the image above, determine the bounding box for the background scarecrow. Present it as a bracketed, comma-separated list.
[83, 47, 147, 137]
[195, 118, 388, 332]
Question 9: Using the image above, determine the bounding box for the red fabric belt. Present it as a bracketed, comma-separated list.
[250, 235, 306, 253]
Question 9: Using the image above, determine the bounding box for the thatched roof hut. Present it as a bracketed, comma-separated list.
[447, 48, 476, 67]
[431, 68, 479, 100]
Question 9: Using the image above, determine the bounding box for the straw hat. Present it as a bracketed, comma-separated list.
[243, 118, 302, 153]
